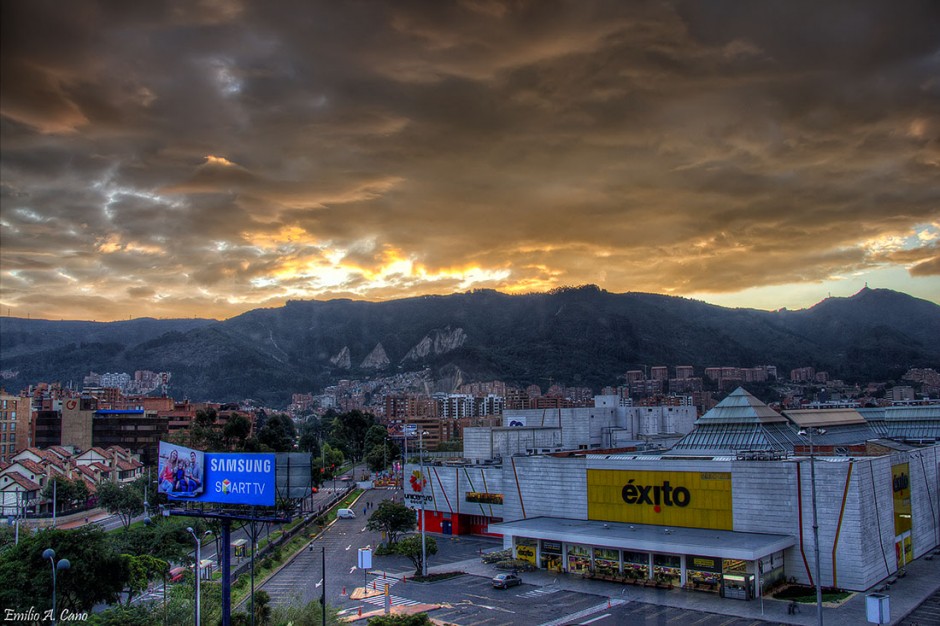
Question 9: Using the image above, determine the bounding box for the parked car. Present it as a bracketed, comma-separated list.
[168, 566, 188, 583]
[492, 573, 521, 589]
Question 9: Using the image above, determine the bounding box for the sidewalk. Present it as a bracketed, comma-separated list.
[430, 550, 940, 626]
[48, 508, 109, 530]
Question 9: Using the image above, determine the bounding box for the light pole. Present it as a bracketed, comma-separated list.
[42, 548, 70, 625]
[798, 427, 826, 626]
[187, 527, 213, 626]
[419, 429, 429, 578]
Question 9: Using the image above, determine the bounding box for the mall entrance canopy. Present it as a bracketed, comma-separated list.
[490, 516, 795, 562]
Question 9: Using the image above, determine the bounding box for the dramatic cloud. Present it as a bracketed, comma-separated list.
[2, 0, 938, 321]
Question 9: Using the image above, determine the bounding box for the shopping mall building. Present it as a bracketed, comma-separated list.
[403, 389, 940, 599]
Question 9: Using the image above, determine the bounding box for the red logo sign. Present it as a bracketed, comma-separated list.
[409, 470, 426, 493]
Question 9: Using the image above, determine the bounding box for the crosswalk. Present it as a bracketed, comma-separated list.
[360, 593, 422, 608]
[518, 587, 562, 598]
[367, 574, 401, 591]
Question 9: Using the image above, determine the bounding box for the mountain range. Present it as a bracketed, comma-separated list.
[1, 286, 938, 406]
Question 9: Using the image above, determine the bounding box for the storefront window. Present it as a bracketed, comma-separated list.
[540, 540, 563, 572]
[593, 547, 620, 576]
[722, 559, 752, 600]
[622, 550, 649, 579]
[653, 554, 681, 585]
[566, 543, 592, 574]
[687, 554, 722, 591]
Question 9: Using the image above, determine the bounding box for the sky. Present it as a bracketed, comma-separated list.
[1, 0, 938, 322]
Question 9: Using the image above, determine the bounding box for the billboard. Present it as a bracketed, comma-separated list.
[158, 442, 206, 498]
[587, 469, 733, 530]
[159, 442, 276, 506]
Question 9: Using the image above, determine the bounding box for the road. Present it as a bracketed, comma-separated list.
[130, 480, 356, 607]
[246, 486, 395, 610]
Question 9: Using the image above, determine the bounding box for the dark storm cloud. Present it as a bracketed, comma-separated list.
[1, 0, 938, 320]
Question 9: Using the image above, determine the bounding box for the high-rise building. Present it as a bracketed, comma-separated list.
[0, 393, 30, 463]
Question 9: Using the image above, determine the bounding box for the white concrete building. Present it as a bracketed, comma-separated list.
[404, 389, 940, 599]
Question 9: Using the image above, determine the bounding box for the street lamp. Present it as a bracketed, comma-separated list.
[42, 548, 70, 625]
[187, 527, 213, 626]
[798, 427, 826, 626]
[419, 429, 430, 578]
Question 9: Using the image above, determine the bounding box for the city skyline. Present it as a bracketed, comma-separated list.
[2, 1, 939, 322]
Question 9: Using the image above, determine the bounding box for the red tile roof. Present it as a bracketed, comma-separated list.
[3, 471, 41, 492]
[115, 459, 141, 471]
[48, 446, 74, 459]
[15, 459, 45, 476]
[74, 465, 97, 480]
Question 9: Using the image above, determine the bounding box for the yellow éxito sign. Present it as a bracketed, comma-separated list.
[587, 469, 733, 530]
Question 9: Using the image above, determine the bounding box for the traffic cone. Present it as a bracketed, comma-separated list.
[403, 575, 406, 583]
[358, 607, 362, 617]
[373, 581, 377, 590]
[607, 598, 611, 608]
[342, 586, 346, 596]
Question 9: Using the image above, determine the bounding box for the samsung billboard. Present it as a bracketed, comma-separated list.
[159, 441, 276, 506]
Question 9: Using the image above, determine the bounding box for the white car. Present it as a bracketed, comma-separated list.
[337, 508, 356, 519]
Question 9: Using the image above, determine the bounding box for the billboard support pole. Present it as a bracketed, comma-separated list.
[250, 519, 256, 626]
[221, 518, 232, 626]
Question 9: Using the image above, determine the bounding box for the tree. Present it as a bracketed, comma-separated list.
[313, 443, 346, 485]
[364, 424, 389, 454]
[0, 527, 126, 614]
[190, 408, 224, 449]
[298, 415, 326, 455]
[330, 410, 376, 461]
[121, 554, 169, 606]
[112, 517, 197, 569]
[43, 474, 77, 512]
[88, 604, 157, 626]
[252, 590, 273, 625]
[97, 479, 145, 529]
[393, 535, 437, 576]
[223, 414, 253, 450]
[365, 438, 399, 473]
[257, 413, 297, 452]
[366, 501, 416, 545]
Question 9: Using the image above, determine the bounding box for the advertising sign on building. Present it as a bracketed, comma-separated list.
[159, 441, 276, 506]
[891, 462, 913, 568]
[404, 468, 433, 508]
[465, 492, 504, 505]
[586, 469, 733, 530]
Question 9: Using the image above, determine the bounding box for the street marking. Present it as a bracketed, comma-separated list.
[349, 566, 356, 574]
[460, 600, 515, 614]
[518, 587, 561, 598]
[361, 594, 422, 607]
[538, 600, 626, 626]
[346, 544, 352, 551]
[315, 579, 322, 588]
[579, 615, 610, 625]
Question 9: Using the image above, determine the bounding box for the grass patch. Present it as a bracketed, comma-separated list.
[411, 572, 463, 583]
[772, 585, 851, 603]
